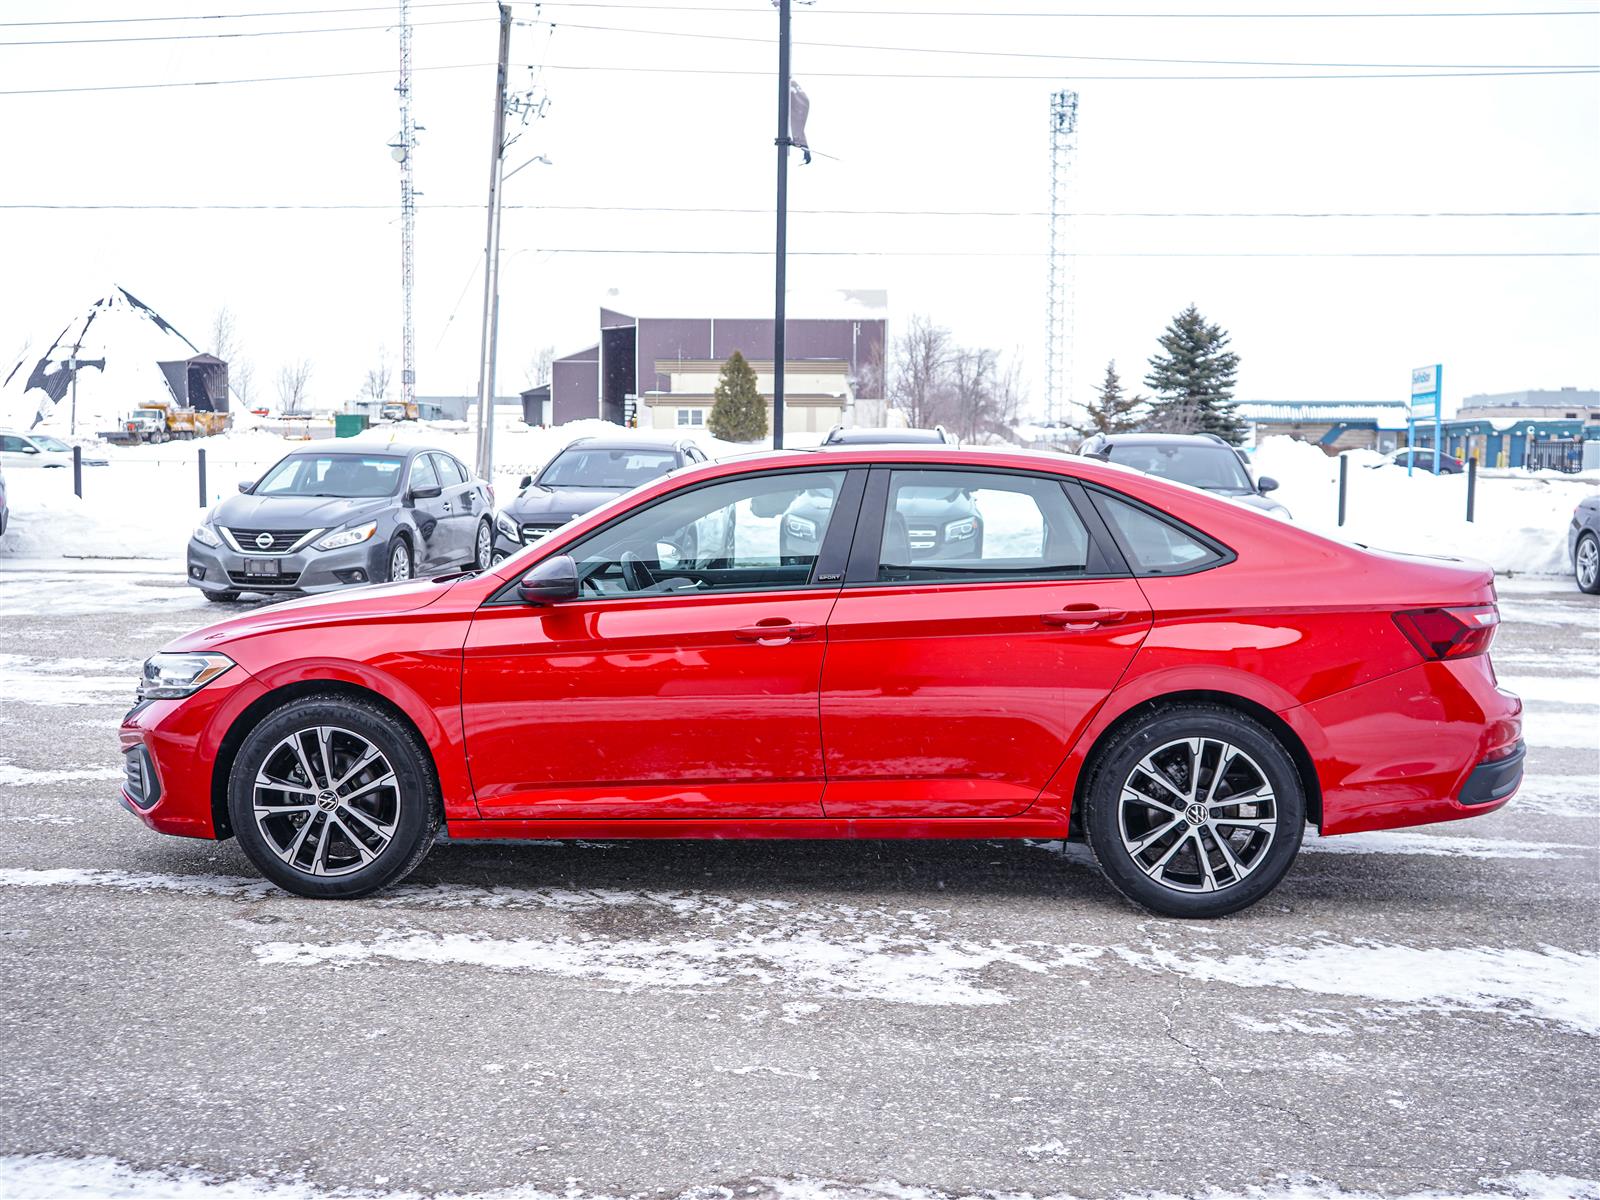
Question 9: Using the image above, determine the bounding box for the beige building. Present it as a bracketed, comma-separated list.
[641, 359, 854, 435]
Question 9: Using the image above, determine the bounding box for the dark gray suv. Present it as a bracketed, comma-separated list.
[187, 445, 493, 601]
[1079, 432, 1291, 520]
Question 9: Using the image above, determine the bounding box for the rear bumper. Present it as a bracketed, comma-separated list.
[1286, 655, 1523, 836]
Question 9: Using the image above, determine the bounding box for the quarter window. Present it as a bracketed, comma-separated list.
[875, 470, 1092, 583]
[1096, 494, 1219, 575]
[567, 470, 848, 597]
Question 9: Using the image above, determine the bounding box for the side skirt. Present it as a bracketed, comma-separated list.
[443, 816, 1072, 841]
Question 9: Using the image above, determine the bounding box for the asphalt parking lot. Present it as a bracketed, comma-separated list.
[0, 564, 1595, 1200]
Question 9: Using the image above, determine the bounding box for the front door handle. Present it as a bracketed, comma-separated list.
[736, 619, 820, 643]
[1041, 606, 1126, 628]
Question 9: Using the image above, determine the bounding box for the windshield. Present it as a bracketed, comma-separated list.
[1106, 444, 1253, 492]
[538, 447, 678, 489]
[255, 453, 405, 498]
[32, 435, 70, 452]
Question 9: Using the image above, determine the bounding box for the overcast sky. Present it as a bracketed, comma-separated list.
[1, 0, 1596, 420]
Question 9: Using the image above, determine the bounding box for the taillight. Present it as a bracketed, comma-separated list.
[1393, 605, 1499, 660]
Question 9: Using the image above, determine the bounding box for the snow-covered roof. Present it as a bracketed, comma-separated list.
[0, 287, 206, 433]
[1235, 400, 1412, 429]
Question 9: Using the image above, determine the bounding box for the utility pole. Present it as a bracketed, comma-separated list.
[68, 341, 81, 435]
[772, 0, 792, 451]
[1044, 89, 1079, 425]
[473, 3, 512, 483]
[395, 0, 418, 419]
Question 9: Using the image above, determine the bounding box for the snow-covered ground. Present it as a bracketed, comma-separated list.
[0, 418, 738, 563]
[1250, 437, 1596, 577]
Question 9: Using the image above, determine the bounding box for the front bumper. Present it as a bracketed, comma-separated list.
[187, 536, 387, 595]
[118, 666, 268, 839]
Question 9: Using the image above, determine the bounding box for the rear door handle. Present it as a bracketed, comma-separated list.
[736, 619, 820, 643]
[1041, 607, 1126, 628]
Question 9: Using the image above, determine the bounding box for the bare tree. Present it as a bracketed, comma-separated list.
[210, 307, 238, 362]
[524, 344, 555, 388]
[234, 360, 255, 409]
[364, 350, 392, 403]
[1139, 395, 1204, 435]
[276, 360, 313, 415]
[888, 314, 954, 429]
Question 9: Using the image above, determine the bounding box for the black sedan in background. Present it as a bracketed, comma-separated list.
[1571, 494, 1600, 594]
[492, 435, 708, 560]
[1079, 432, 1292, 520]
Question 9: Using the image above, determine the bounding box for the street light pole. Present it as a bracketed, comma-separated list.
[772, 0, 791, 451]
[473, 3, 512, 484]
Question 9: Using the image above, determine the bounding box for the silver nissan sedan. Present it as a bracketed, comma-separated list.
[186, 445, 493, 602]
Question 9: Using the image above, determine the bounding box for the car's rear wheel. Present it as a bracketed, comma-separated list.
[386, 536, 412, 583]
[228, 695, 439, 898]
[1575, 531, 1600, 595]
[1084, 705, 1305, 918]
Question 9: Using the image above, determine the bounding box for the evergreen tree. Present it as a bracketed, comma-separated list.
[706, 350, 768, 443]
[1142, 305, 1246, 444]
[1085, 359, 1142, 434]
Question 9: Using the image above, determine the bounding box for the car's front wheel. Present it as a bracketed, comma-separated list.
[1084, 704, 1305, 918]
[1575, 531, 1600, 595]
[386, 536, 412, 583]
[472, 518, 494, 571]
[227, 695, 439, 898]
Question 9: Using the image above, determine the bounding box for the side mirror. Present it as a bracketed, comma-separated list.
[519, 474, 533, 490]
[238, 480, 255, 494]
[1257, 476, 1279, 493]
[517, 554, 580, 604]
[410, 484, 443, 500]
[21, 445, 39, 454]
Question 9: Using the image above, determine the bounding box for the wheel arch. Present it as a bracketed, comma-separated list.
[209, 679, 445, 839]
[1066, 689, 1323, 838]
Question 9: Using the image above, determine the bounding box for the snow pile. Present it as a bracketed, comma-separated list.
[0, 419, 737, 563]
[1251, 436, 1596, 575]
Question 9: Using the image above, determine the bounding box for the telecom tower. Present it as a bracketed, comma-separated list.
[1044, 89, 1079, 425]
[393, 0, 418, 411]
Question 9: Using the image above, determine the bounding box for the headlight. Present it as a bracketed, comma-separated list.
[138, 653, 234, 701]
[785, 513, 817, 541]
[945, 517, 977, 541]
[192, 523, 222, 548]
[495, 512, 519, 539]
[313, 520, 378, 551]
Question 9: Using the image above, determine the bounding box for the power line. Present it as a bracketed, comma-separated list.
[0, 15, 493, 49]
[6, 202, 1593, 219]
[507, 247, 1599, 257]
[3, 203, 1594, 218]
[7, 58, 1593, 95]
[529, 17, 1600, 70]
[0, 1, 515, 29]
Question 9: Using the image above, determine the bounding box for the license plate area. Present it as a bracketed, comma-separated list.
[243, 558, 281, 576]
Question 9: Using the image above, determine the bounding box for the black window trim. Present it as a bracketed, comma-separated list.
[485, 464, 868, 606]
[1082, 481, 1237, 578]
[841, 464, 1133, 590]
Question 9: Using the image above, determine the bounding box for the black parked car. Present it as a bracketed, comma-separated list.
[492, 435, 709, 561]
[1079, 432, 1291, 520]
[1570, 495, 1600, 595]
[1385, 447, 1465, 474]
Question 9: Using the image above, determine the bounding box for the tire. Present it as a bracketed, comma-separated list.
[1575, 531, 1600, 595]
[227, 695, 440, 899]
[471, 518, 493, 571]
[385, 536, 412, 583]
[1083, 704, 1305, 919]
[203, 589, 241, 603]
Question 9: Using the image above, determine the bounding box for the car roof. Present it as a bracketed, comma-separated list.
[1085, 433, 1231, 447]
[562, 435, 689, 452]
[824, 427, 948, 445]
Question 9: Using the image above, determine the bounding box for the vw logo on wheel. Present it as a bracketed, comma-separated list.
[255, 532, 275, 550]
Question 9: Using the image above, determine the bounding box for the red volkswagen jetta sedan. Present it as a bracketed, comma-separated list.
[120, 446, 1523, 917]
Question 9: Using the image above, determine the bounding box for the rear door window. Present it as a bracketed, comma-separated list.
[1094, 493, 1225, 575]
